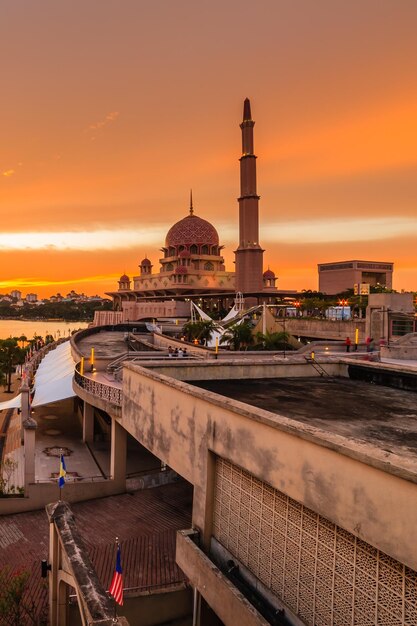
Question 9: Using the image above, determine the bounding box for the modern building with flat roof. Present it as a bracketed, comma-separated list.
[318, 259, 393, 294]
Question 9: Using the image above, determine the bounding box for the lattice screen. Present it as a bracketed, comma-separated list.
[213, 458, 417, 626]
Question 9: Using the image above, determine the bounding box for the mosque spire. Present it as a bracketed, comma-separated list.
[243, 98, 252, 122]
[189, 189, 194, 215]
[240, 98, 255, 156]
[234, 98, 264, 295]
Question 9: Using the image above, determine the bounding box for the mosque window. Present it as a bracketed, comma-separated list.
[166, 263, 174, 271]
[204, 262, 214, 271]
[190, 244, 198, 254]
[202, 245, 209, 255]
[211, 246, 218, 255]
[169, 247, 175, 257]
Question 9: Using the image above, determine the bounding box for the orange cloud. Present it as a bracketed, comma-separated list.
[263, 96, 417, 183]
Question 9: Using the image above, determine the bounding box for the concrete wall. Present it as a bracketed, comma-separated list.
[69, 586, 192, 626]
[366, 292, 415, 340]
[283, 318, 365, 341]
[122, 362, 417, 573]
[152, 333, 212, 359]
[0, 478, 125, 515]
[136, 359, 347, 381]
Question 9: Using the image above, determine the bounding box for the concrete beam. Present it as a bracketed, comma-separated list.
[176, 530, 269, 626]
[46, 500, 129, 626]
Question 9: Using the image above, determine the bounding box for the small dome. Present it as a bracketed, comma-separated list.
[263, 269, 275, 279]
[119, 273, 130, 282]
[179, 249, 191, 258]
[141, 257, 151, 266]
[166, 213, 219, 248]
[175, 265, 188, 274]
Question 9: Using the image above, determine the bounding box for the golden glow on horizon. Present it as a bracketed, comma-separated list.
[2, 216, 417, 253]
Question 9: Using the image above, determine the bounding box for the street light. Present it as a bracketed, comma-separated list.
[338, 299, 348, 321]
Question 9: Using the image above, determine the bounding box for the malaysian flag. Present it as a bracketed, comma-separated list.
[109, 543, 123, 606]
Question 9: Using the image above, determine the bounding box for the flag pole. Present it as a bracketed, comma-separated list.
[58, 448, 67, 501]
[59, 448, 63, 501]
[113, 537, 119, 623]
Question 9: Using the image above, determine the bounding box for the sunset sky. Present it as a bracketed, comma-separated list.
[1, 0, 417, 298]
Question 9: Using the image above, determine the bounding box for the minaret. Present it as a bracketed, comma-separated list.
[234, 98, 264, 294]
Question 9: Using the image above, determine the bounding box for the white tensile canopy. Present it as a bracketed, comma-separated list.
[32, 341, 76, 407]
[0, 340, 76, 411]
[0, 394, 22, 410]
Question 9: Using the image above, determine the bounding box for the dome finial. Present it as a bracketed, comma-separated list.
[189, 189, 194, 215]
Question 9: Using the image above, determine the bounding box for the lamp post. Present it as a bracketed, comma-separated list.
[282, 313, 287, 359]
[339, 299, 348, 321]
[294, 300, 301, 317]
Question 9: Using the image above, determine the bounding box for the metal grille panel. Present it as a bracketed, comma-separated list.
[213, 458, 417, 626]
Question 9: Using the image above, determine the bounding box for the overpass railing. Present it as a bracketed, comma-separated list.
[74, 368, 123, 406]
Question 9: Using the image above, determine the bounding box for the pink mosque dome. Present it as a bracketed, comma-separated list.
[165, 212, 219, 248]
[141, 257, 151, 266]
[175, 265, 189, 274]
[263, 269, 275, 279]
[119, 273, 130, 282]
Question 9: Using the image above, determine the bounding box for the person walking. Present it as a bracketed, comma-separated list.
[345, 337, 351, 353]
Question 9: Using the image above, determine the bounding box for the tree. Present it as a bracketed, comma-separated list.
[0, 566, 46, 625]
[220, 321, 254, 351]
[182, 320, 216, 344]
[0, 458, 18, 495]
[255, 330, 291, 350]
[0, 339, 26, 393]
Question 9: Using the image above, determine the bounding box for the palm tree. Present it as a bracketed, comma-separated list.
[255, 330, 291, 350]
[182, 320, 216, 344]
[220, 321, 254, 351]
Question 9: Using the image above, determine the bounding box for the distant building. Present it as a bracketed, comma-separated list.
[10, 289, 22, 300]
[49, 293, 63, 303]
[318, 260, 394, 295]
[26, 293, 38, 303]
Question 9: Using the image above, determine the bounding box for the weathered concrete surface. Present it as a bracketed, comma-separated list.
[381, 332, 417, 360]
[282, 318, 365, 341]
[122, 362, 417, 572]
[193, 377, 417, 462]
[47, 500, 130, 625]
[135, 358, 348, 382]
[176, 530, 269, 626]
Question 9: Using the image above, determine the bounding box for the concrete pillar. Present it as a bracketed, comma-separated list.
[193, 587, 202, 626]
[110, 418, 127, 489]
[23, 418, 37, 492]
[58, 580, 69, 626]
[19, 381, 30, 444]
[48, 515, 59, 626]
[82, 402, 94, 443]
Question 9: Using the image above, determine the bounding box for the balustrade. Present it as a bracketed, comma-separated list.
[74, 369, 122, 406]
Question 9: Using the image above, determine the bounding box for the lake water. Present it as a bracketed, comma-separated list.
[0, 319, 89, 340]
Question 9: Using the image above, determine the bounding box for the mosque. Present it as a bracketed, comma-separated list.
[106, 99, 279, 320]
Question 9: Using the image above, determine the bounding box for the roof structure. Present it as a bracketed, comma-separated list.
[192, 376, 417, 462]
[165, 212, 219, 247]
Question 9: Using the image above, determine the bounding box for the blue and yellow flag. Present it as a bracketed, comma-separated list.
[58, 454, 66, 488]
